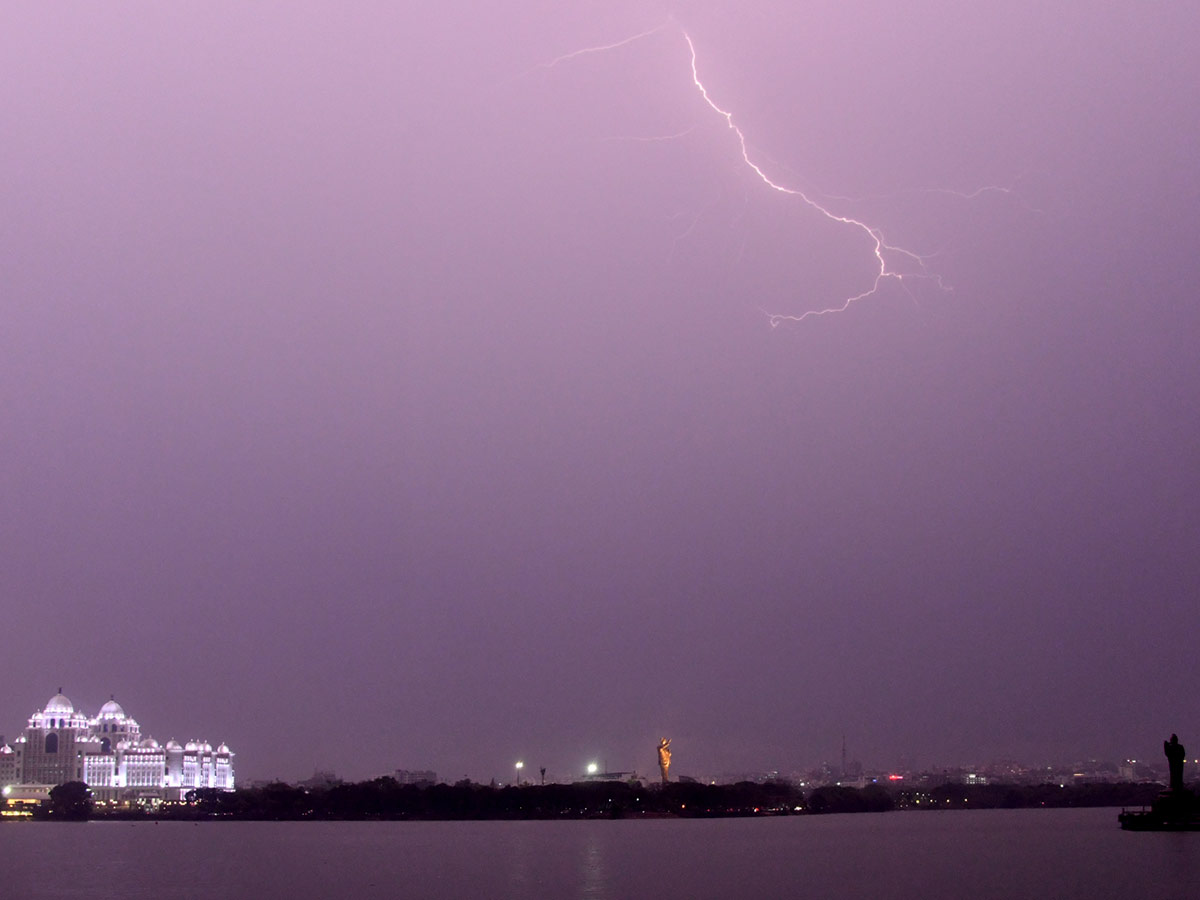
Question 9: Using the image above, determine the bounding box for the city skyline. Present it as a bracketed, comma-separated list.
[2, 2, 1196, 784]
[2, 688, 1190, 785]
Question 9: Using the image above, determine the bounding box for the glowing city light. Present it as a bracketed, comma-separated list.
[587, 762, 599, 775]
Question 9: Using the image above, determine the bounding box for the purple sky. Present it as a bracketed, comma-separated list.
[3, 1, 1197, 782]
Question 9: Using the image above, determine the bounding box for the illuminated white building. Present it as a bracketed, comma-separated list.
[0, 691, 234, 803]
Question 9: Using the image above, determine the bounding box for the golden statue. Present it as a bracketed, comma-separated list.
[657, 737, 671, 784]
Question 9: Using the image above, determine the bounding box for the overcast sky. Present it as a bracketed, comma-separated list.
[2, 1, 1197, 783]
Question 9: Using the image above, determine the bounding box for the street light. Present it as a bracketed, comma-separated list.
[515, 761, 524, 786]
[587, 762, 598, 777]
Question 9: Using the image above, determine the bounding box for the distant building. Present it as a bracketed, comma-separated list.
[298, 770, 343, 789]
[582, 770, 638, 783]
[394, 769, 437, 786]
[0, 691, 234, 803]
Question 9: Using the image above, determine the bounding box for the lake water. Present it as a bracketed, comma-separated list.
[3, 808, 1198, 899]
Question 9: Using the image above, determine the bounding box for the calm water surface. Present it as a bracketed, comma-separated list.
[3, 808, 1198, 899]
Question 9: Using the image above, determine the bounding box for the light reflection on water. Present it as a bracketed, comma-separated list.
[578, 832, 607, 899]
[2, 809, 1199, 900]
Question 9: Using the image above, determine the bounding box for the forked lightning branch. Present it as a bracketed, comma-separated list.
[527, 20, 1009, 326]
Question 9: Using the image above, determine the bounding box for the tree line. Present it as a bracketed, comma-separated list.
[24, 776, 1168, 821]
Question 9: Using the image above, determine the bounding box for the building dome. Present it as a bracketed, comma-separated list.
[12, 692, 235, 795]
[97, 698, 125, 719]
[43, 692, 74, 715]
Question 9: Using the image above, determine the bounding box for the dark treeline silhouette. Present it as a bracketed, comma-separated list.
[29, 781, 94, 820]
[806, 784, 895, 814]
[14, 777, 1173, 821]
[158, 778, 803, 820]
[178, 779, 1161, 820]
[900, 781, 1165, 810]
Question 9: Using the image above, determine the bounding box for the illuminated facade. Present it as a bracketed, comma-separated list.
[0, 691, 234, 802]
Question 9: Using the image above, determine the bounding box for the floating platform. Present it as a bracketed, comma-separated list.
[1119, 790, 1200, 831]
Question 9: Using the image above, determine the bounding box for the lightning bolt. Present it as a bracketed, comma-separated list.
[603, 125, 698, 144]
[522, 21, 671, 75]
[681, 32, 940, 325]
[527, 22, 1015, 326]
[820, 179, 1044, 215]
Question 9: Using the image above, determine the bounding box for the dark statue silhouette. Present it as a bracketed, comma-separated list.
[1165, 733, 1186, 792]
[1119, 732, 1199, 830]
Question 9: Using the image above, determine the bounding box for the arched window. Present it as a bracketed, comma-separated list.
[45, 733, 58, 754]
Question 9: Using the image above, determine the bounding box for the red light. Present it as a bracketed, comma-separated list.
[887, 774, 903, 781]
